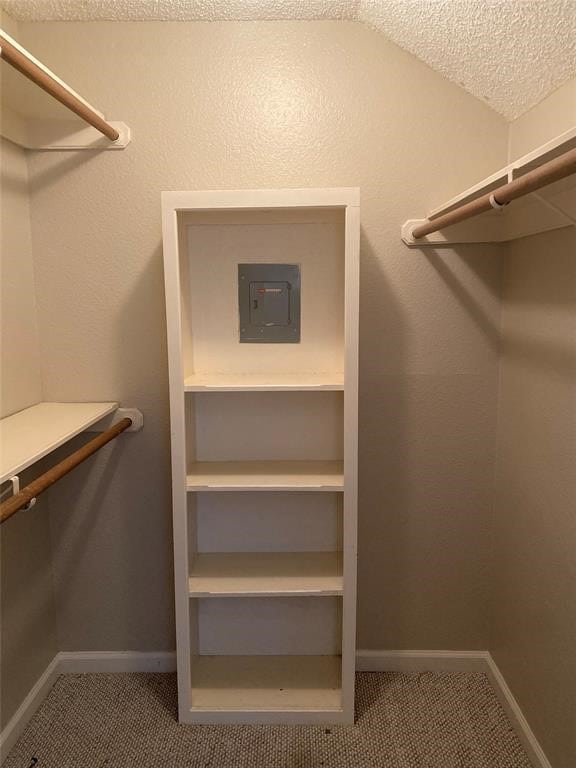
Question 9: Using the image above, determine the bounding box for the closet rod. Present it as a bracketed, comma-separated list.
[0, 417, 132, 525]
[0, 30, 120, 141]
[411, 146, 576, 239]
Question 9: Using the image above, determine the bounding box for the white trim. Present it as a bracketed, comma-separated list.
[57, 651, 176, 674]
[161, 187, 359, 211]
[356, 649, 552, 768]
[341, 202, 360, 720]
[356, 649, 489, 673]
[0, 654, 60, 762]
[485, 654, 553, 768]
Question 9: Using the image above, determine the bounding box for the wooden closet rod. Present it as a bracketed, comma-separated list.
[412, 146, 576, 240]
[0, 31, 120, 141]
[0, 417, 132, 525]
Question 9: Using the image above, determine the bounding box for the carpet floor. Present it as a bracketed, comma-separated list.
[5, 671, 533, 768]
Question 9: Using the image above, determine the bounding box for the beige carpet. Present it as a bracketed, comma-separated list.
[5, 672, 533, 767]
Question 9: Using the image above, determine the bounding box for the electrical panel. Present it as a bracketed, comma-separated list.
[238, 264, 300, 343]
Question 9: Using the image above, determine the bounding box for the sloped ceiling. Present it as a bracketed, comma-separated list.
[2, 0, 575, 120]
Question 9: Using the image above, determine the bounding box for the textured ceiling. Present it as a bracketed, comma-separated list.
[2, 0, 576, 120]
[0, 0, 359, 21]
[360, 0, 576, 121]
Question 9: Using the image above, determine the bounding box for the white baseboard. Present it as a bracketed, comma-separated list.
[356, 649, 490, 672]
[2, 649, 550, 768]
[57, 650, 176, 674]
[0, 650, 176, 763]
[357, 649, 551, 768]
[484, 654, 552, 768]
[0, 654, 60, 763]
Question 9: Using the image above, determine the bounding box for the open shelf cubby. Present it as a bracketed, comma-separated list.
[186, 390, 344, 491]
[189, 594, 343, 721]
[189, 655, 342, 722]
[162, 188, 359, 724]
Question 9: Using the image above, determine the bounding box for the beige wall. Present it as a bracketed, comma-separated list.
[0, 479, 58, 730]
[0, 136, 42, 416]
[0, 138, 59, 728]
[490, 87, 576, 768]
[508, 76, 576, 160]
[491, 227, 576, 768]
[0, 10, 59, 726]
[12, 20, 507, 653]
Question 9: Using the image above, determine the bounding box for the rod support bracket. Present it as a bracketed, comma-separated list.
[86, 407, 144, 433]
[115, 408, 143, 432]
[489, 194, 508, 211]
[8, 476, 36, 511]
[401, 219, 428, 246]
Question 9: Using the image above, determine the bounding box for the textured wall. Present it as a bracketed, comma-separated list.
[0, 9, 59, 728]
[17, 20, 507, 652]
[490, 90, 576, 768]
[0, 138, 42, 416]
[0, 137, 59, 729]
[491, 227, 576, 768]
[508, 75, 576, 161]
[0, 478, 58, 730]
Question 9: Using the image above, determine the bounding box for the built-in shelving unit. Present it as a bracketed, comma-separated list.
[162, 188, 359, 725]
[0, 401, 118, 483]
[402, 126, 576, 246]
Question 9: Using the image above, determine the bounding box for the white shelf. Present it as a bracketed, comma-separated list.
[190, 655, 342, 716]
[0, 401, 118, 483]
[402, 126, 576, 246]
[188, 552, 343, 597]
[187, 461, 344, 492]
[184, 372, 344, 392]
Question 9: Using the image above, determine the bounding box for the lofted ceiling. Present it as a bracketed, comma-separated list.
[1, 0, 575, 120]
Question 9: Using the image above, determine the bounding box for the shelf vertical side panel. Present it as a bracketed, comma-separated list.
[161, 200, 192, 718]
[342, 202, 360, 723]
[179, 222, 196, 380]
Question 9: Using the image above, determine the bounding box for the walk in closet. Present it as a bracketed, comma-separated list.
[1, 3, 574, 766]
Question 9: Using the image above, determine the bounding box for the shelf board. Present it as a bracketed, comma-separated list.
[0, 401, 118, 483]
[190, 655, 342, 715]
[189, 552, 343, 597]
[184, 372, 344, 391]
[186, 461, 344, 492]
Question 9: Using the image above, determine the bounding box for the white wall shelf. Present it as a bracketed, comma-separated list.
[402, 126, 576, 246]
[1, 110, 131, 151]
[188, 552, 343, 597]
[184, 372, 344, 392]
[190, 655, 342, 722]
[0, 401, 118, 483]
[162, 187, 359, 725]
[186, 461, 344, 492]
